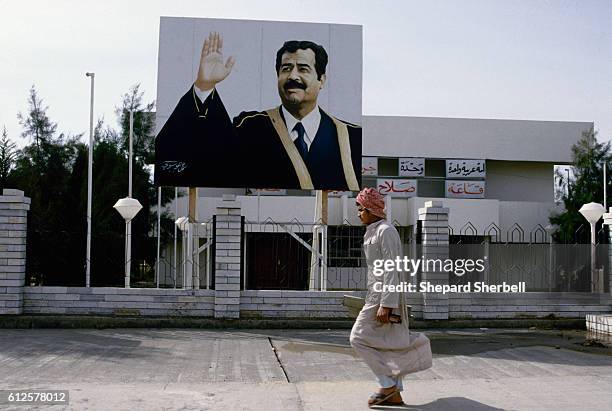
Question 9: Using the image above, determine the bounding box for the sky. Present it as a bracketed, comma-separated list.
[1, 0, 610, 150]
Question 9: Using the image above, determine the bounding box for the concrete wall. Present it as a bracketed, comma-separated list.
[240, 290, 367, 319]
[13, 287, 612, 320]
[169, 195, 558, 231]
[362, 115, 591, 163]
[23, 287, 215, 316]
[487, 160, 554, 202]
[499, 201, 563, 235]
[450, 293, 612, 319]
[407, 197, 500, 232]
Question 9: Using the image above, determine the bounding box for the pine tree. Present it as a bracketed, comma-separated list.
[114, 84, 156, 164]
[17, 86, 57, 161]
[0, 127, 17, 189]
[11, 86, 85, 285]
[550, 128, 611, 243]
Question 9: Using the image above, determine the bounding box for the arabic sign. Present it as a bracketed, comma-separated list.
[362, 157, 378, 176]
[399, 158, 425, 177]
[445, 180, 485, 199]
[446, 159, 486, 178]
[376, 179, 417, 198]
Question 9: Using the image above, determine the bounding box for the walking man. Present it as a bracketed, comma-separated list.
[350, 188, 432, 407]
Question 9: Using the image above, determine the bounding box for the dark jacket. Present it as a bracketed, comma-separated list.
[155, 86, 361, 190]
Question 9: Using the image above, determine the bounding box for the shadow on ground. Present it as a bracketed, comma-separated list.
[370, 396, 504, 410]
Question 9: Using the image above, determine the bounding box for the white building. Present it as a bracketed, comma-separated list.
[173, 115, 591, 234]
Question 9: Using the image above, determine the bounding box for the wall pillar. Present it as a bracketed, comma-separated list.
[0, 189, 30, 315]
[214, 196, 242, 319]
[419, 200, 450, 320]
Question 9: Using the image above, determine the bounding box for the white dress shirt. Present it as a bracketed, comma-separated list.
[280, 106, 320, 152]
[194, 84, 321, 152]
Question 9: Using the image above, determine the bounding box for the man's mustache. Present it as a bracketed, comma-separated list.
[283, 80, 306, 90]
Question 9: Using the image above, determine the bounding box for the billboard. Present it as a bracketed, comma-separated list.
[154, 17, 362, 191]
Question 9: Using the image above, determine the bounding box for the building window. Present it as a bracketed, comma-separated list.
[378, 158, 399, 176]
[425, 159, 445, 177]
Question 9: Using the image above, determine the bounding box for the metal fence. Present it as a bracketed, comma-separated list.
[241, 219, 611, 292]
[242, 218, 319, 290]
[241, 219, 414, 291]
[27, 215, 611, 293]
[448, 222, 609, 292]
[156, 219, 214, 289]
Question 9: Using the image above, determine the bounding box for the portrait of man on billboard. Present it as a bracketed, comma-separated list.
[155, 28, 361, 191]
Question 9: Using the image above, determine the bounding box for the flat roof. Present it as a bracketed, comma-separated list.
[362, 115, 593, 163]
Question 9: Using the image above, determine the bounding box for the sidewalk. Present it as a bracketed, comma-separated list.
[1, 328, 612, 410]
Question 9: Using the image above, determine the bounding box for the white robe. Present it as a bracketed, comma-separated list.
[350, 219, 432, 377]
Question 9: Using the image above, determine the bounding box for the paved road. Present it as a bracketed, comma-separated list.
[1, 328, 612, 410]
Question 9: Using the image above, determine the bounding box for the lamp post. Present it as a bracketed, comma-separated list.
[604, 163, 607, 210]
[112, 109, 141, 288]
[114, 197, 143, 288]
[85, 72, 94, 287]
[579, 202, 605, 292]
[126, 111, 134, 286]
[175, 217, 189, 288]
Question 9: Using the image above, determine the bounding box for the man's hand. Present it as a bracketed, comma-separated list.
[195, 31, 235, 92]
[376, 306, 393, 324]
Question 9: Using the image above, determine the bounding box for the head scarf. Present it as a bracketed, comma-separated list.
[356, 188, 386, 219]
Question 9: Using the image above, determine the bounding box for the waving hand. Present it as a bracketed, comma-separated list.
[195, 32, 235, 91]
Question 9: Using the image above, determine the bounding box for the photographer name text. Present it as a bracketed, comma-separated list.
[374, 281, 526, 294]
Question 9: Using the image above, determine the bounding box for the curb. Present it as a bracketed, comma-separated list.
[0, 315, 586, 330]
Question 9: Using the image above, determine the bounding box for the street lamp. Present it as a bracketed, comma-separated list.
[579, 202, 605, 292]
[112, 108, 141, 288]
[85, 72, 94, 287]
[579, 203, 605, 244]
[175, 217, 190, 289]
[114, 197, 143, 288]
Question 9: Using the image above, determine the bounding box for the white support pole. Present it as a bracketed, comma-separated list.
[320, 225, 328, 291]
[125, 220, 130, 288]
[173, 187, 178, 288]
[186, 222, 193, 289]
[129, 110, 134, 197]
[188, 188, 199, 290]
[590, 221, 597, 293]
[85, 72, 95, 287]
[182, 229, 187, 289]
[156, 186, 161, 288]
[207, 224, 212, 290]
[125, 110, 134, 288]
[604, 162, 607, 211]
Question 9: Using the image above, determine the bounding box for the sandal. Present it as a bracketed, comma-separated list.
[368, 389, 403, 407]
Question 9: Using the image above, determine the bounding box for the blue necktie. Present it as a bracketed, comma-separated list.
[293, 122, 308, 160]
